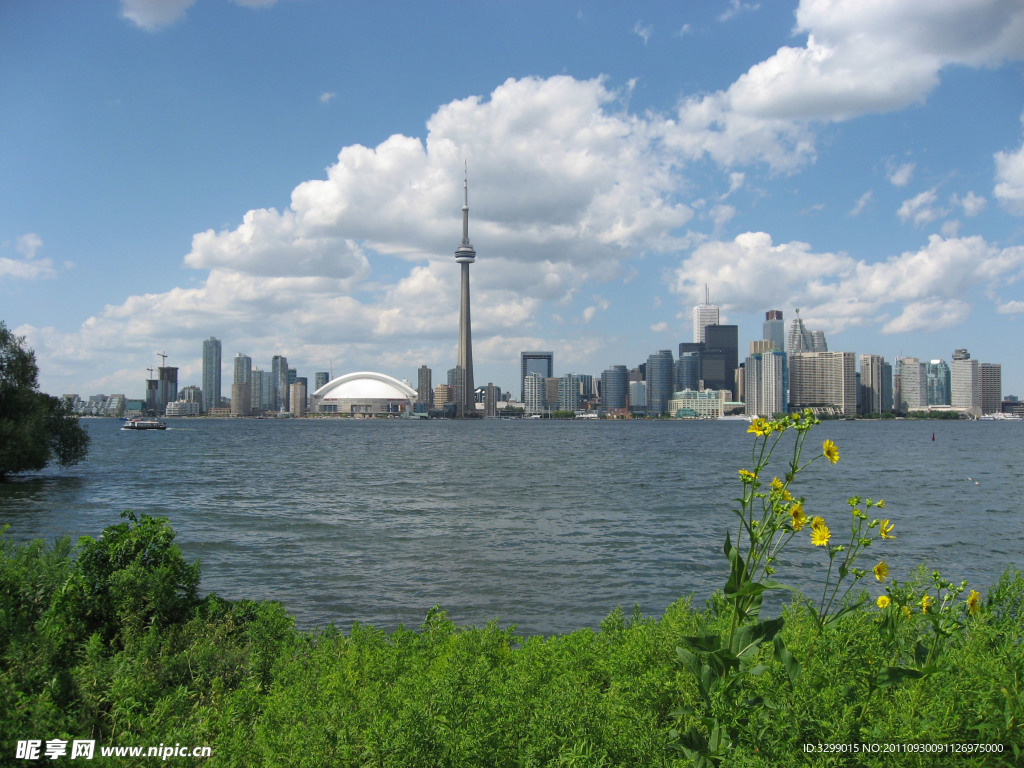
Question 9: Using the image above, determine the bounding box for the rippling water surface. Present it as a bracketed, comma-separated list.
[1, 418, 1020, 635]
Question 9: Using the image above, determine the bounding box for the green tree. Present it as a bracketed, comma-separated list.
[0, 321, 89, 480]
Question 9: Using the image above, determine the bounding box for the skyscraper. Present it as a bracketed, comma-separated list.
[417, 365, 433, 411]
[894, 357, 926, 412]
[202, 337, 221, 414]
[980, 363, 1002, 415]
[646, 349, 675, 416]
[454, 170, 476, 417]
[703, 325, 739, 399]
[763, 310, 785, 351]
[787, 310, 827, 353]
[951, 348, 980, 417]
[859, 354, 892, 415]
[788, 351, 857, 416]
[599, 365, 629, 416]
[272, 355, 288, 412]
[520, 351, 554, 403]
[233, 353, 251, 386]
[692, 285, 719, 343]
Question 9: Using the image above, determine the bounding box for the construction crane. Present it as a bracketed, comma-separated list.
[157, 352, 168, 367]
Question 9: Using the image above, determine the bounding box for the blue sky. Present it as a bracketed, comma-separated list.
[2, 0, 1023, 399]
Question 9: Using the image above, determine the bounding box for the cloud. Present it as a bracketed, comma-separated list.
[849, 190, 873, 217]
[897, 188, 944, 226]
[888, 162, 915, 187]
[119, 0, 196, 30]
[119, 0, 279, 30]
[719, 1, 761, 23]
[954, 191, 987, 217]
[633, 20, 652, 46]
[671, 0, 1024, 170]
[0, 234, 56, 280]
[995, 133, 1024, 215]
[670, 232, 1024, 336]
[319, 92, 337, 104]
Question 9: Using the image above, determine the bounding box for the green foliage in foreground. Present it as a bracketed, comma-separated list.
[1, 513, 1022, 767]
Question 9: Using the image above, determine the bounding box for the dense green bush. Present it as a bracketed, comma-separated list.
[1, 513, 1022, 767]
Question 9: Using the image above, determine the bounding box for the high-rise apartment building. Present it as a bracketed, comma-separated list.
[523, 372, 546, 415]
[231, 382, 251, 416]
[646, 349, 675, 416]
[600, 365, 629, 416]
[951, 349, 981, 417]
[692, 286, 719, 344]
[925, 359, 951, 406]
[233, 353, 251, 386]
[558, 373, 581, 412]
[202, 337, 221, 414]
[272, 355, 289, 412]
[675, 352, 700, 391]
[859, 355, 892, 415]
[520, 351, 554, 403]
[788, 351, 856, 416]
[980, 363, 1002, 415]
[290, 380, 307, 417]
[895, 357, 927, 412]
[417, 365, 433, 411]
[745, 342, 787, 418]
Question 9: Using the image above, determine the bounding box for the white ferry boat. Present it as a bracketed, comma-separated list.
[121, 418, 167, 431]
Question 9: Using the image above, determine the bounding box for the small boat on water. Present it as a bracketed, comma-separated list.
[121, 418, 167, 431]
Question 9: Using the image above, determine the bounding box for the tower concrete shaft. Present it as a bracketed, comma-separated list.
[454, 171, 476, 416]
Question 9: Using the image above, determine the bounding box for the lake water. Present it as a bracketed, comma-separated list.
[1, 417, 1021, 636]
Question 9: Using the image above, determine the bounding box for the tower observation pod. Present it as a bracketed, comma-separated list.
[454, 169, 476, 416]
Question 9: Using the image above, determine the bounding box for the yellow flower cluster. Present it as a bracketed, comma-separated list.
[810, 516, 830, 547]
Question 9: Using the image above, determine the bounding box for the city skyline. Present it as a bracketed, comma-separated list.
[3, 2, 1024, 397]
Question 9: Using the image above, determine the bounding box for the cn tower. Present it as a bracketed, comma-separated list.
[454, 169, 476, 417]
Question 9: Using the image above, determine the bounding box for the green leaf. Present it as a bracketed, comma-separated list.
[773, 635, 802, 684]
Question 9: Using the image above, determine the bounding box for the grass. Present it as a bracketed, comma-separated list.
[1, 513, 1022, 766]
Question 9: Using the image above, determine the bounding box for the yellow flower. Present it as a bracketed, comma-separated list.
[790, 503, 807, 531]
[738, 469, 757, 483]
[921, 595, 933, 614]
[810, 516, 830, 546]
[873, 561, 889, 582]
[876, 595, 891, 609]
[879, 519, 895, 540]
[902, 605, 912, 620]
[967, 590, 981, 615]
[748, 418, 771, 437]
[770, 476, 784, 492]
[823, 439, 840, 464]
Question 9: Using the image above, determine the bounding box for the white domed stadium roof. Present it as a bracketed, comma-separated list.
[313, 372, 416, 401]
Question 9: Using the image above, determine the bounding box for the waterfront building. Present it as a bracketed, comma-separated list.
[233, 353, 252, 386]
[520, 351, 553, 403]
[703, 325, 739, 399]
[417, 365, 433, 411]
[558, 373, 581, 412]
[629, 380, 647, 414]
[272, 355, 289, 412]
[454, 172, 477, 417]
[745, 343, 787, 418]
[669, 388, 727, 419]
[926, 359, 951, 406]
[859, 354, 892, 415]
[788, 351, 856, 416]
[951, 349, 981, 417]
[231, 382, 251, 416]
[980, 363, 1002, 415]
[692, 285, 719, 343]
[156, 366, 178, 416]
[290, 380, 307, 417]
[599, 365, 629, 416]
[433, 384, 451, 410]
[895, 357, 927, 412]
[763, 310, 785, 351]
[180, 385, 203, 412]
[202, 337, 221, 413]
[646, 349, 675, 416]
[484, 383, 498, 418]
[523, 373, 546, 415]
[312, 372, 416, 415]
[314, 371, 329, 392]
[674, 352, 700, 391]
[165, 399, 200, 417]
[545, 377, 560, 410]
